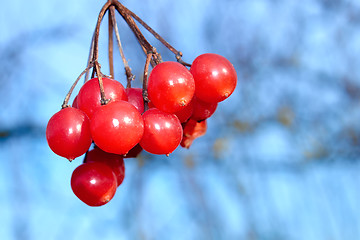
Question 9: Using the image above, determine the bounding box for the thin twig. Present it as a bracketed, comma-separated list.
[142, 51, 152, 112]
[62, 63, 94, 108]
[94, 61, 110, 105]
[126, 5, 191, 66]
[109, 6, 135, 88]
[112, 1, 162, 66]
[108, 10, 114, 78]
[92, 1, 112, 62]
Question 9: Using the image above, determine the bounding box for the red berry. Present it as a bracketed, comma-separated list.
[72, 95, 78, 108]
[46, 107, 92, 161]
[124, 144, 143, 158]
[148, 61, 195, 113]
[190, 53, 237, 103]
[140, 108, 183, 155]
[71, 162, 117, 206]
[90, 101, 144, 155]
[125, 87, 144, 113]
[77, 77, 128, 119]
[85, 147, 125, 186]
[181, 119, 207, 149]
[191, 97, 217, 122]
[174, 99, 194, 123]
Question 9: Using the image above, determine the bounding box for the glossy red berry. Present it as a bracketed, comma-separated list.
[46, 107, 92, 161]
[85, 147, 125, 186]
[148, 61, 195, 113]
[77, 77, 128, 119]
[191, 97, 218, 122]
[140, 108, 183, 155]
[125, 87, 144, 113]
[190, 53, 237, 103]
[124, 144, 143, 158]
[90, 101, 144, 155]
[71, 162, 117, 206]
[174, 99, 194, 123]
[72, 95, 78, 108]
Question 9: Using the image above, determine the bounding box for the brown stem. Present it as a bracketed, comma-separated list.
[94, 61, 110, 105]
[109, 6, 135, 88]
[108, 10, 114, 78]
[92, 1, 112, 63]
[142, 51, 152, 112]
[62, 64, 94, 108]
[129, 10, 177, 55]
[140, 45, 156, 68]
[112, 1, 161, 65]
[127, 6, 191, 66]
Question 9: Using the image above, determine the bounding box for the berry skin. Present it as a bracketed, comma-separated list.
[124, 144, 143, 158]
[72, 95, 78, 108]
[191, 97, 218, 122]
[85, 147, 125, 186]
[125, 87, 144, 113]
[174, 98, 194, 123]
[140, 108, 183, 155]
[77, 77, 128, 119]
[190, 53, 237, 103]
[90, 101, 144, 155]
[71, 162, 117, 206]
[181, 119, 207, 149]
[147, 61, 195, 113]
[46, 107, 92, 161]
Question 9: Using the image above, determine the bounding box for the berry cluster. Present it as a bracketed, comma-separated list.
[46, 1, 237, 206]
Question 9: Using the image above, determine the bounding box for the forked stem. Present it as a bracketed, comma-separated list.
[80, 0, 190, 110]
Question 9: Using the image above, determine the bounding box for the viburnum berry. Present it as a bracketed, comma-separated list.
[174, 99, 194, 123]
[90, 101, 144, 155]
[72, 95, 79, 108]
[125, 87, 144, 113]
[77, 77, 128, 118]
[191, 97, 218, 122]
[140, 108, 183, 155]
[85, 147, 125, 186]
[147, 61, 195, 113]
[46, 107, 92, 161]
[71, 162, 117, 206]
[124, 144, 143, 158]
[190, 53, 237, 103]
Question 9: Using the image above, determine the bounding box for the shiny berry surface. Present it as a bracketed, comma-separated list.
[174, 98, 194, 123]
[148, 61, 195, 113]
[90, 101, 144, 155]
[46, 107, 92, 161]
[72, 95, 78, 108]
[191, 97, 218, 122]
[124, 144, 143, 158]
[140, 108, 183, 155]
[71, 162, 117, 206]
[190, 53, 237, 103]
[77, 77, 128, 119]
[85, 147, 125, 186]
[125, 87, 144, 113]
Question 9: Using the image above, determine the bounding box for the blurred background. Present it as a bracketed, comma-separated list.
[1, 0, 360, 239]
